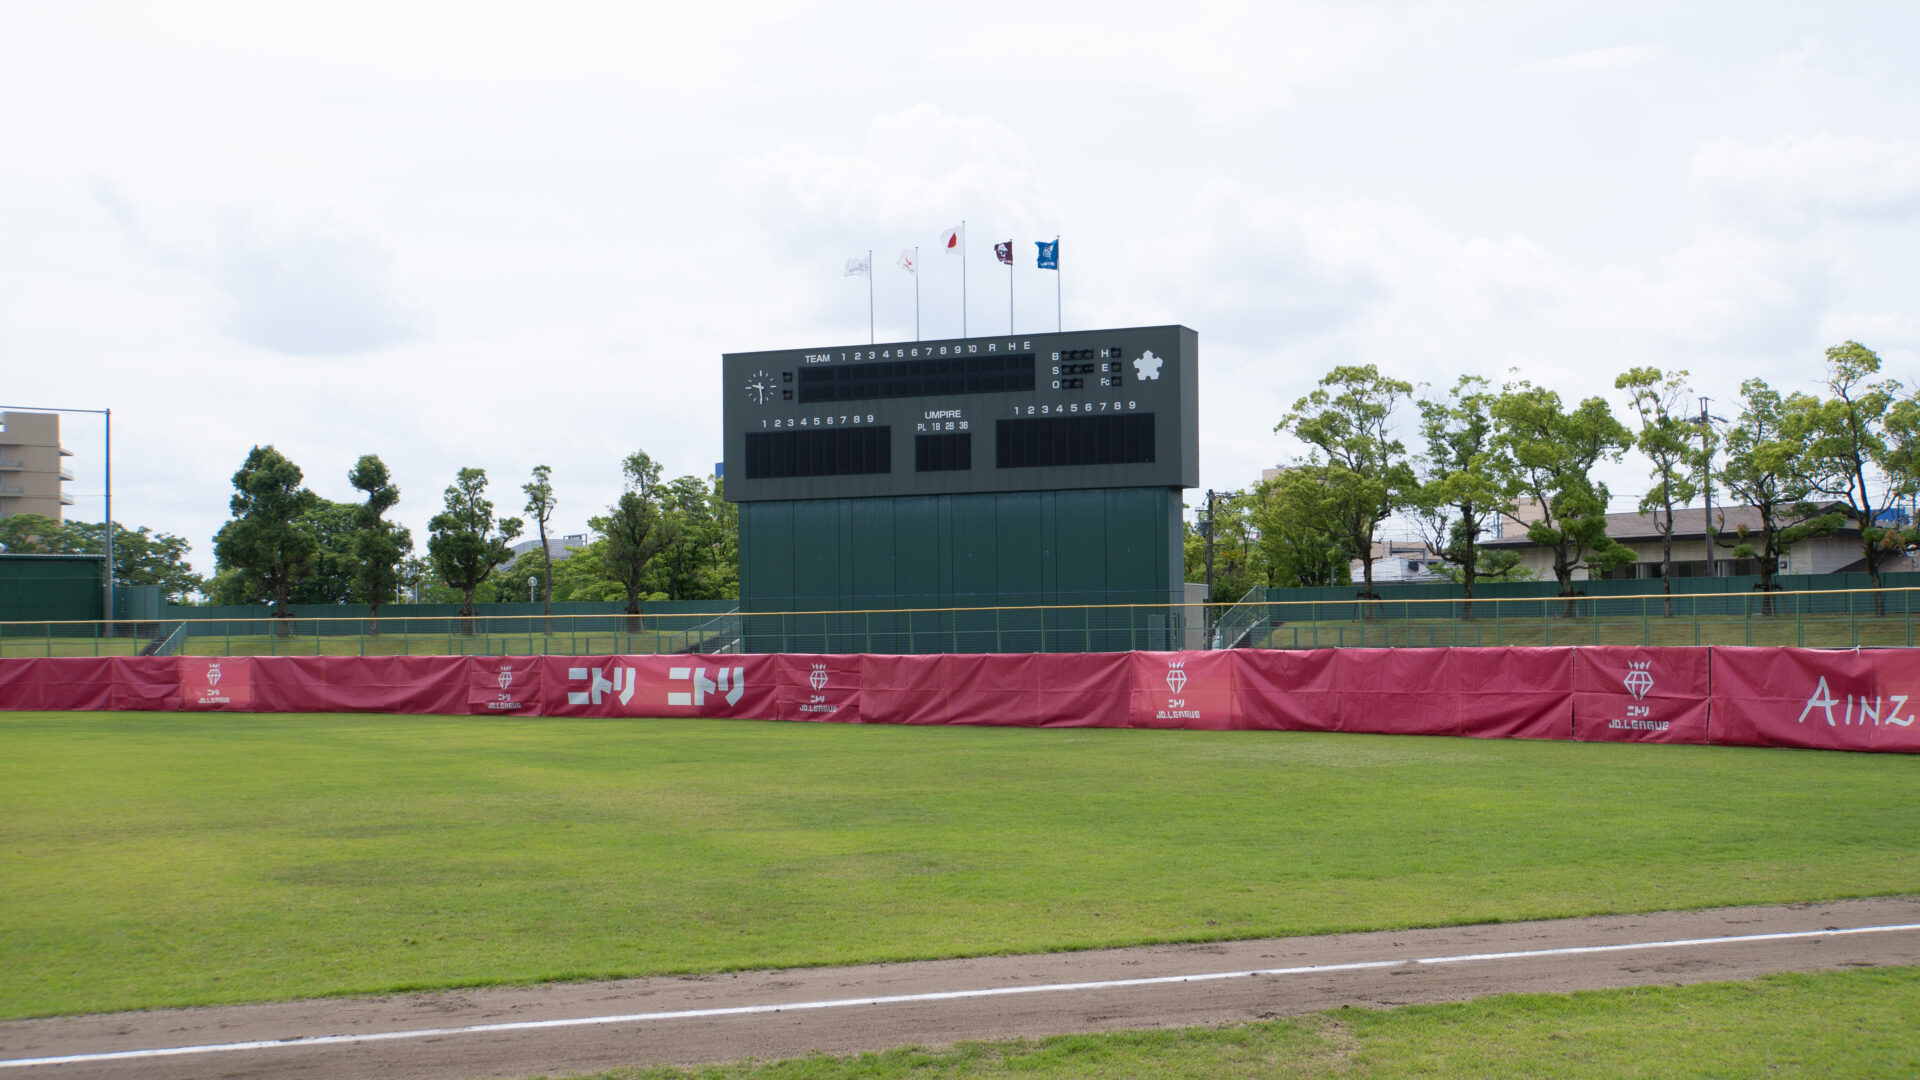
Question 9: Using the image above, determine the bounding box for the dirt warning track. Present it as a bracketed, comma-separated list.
[5, 897, 1918, 1080]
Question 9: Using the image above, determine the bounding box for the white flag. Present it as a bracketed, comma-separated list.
[941, 225, 962, 252]
[898, 249, 917, 274]
[845, 254, 871, 277]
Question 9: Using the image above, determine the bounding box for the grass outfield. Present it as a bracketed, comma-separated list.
[570, 966, 1920, 1079]
[2, 713, 1917, 1019]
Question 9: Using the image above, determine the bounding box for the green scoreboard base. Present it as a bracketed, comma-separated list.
[738, 486, 1185, 654]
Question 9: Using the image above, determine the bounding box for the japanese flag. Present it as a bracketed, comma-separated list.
[941, 226, 962, 252]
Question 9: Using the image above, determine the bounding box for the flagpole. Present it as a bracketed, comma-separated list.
[961, 221, 968, 338]
[1054, 234, 1062, 331]
[1008, 247, 1015, 334]
[914, 247, 921, 340]
[867, 249, 874, 344]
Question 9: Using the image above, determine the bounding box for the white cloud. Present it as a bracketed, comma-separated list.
[1120, 172, 1854, 486]
[93, 188, 422, 356]
[731, 105, 1059, 254]
[1522, 44, 1662, 75]
[1819, 311, 1920, 349]
[1692, 134, 1920, 227]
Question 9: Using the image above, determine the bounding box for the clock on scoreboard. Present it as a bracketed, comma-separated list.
[721, 325, 1197, 502]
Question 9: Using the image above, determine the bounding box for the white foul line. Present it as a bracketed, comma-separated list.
[5, 923, 1917, 1070]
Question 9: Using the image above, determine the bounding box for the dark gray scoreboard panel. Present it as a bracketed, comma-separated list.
[722, 325, 1197, 502]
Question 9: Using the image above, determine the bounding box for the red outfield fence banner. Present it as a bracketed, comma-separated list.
[1709, 646, 1920, 753]
[0, 647, 1915, 753]
[1574, 647, 1711, 745]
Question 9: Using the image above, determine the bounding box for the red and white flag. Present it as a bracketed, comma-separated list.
[941, 225, 962, 252]
[898, 248, 917, 274]
[994, 241, 1013, 265]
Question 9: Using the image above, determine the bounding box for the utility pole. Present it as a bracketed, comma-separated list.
[1699, 396, 1716, 577]
[1203, 489, 1217, 643]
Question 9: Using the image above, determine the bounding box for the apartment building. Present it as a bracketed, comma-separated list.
[0, 412, 74, 522]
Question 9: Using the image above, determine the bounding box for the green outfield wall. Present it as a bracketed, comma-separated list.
[0, 554, 105, 622]
[738, 487, 1185, 652]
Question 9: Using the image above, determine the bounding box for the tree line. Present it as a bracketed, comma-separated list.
[9, 340, 1910, 618]
[1189, 340, 1920, 614]
[0, 449, 739, 615]
[202, 448, 737, 618]
[0, 515, 203, 603]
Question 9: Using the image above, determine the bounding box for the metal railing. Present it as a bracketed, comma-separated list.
[1212, 584, 1269, 650]
[4, 587, 1920, 657]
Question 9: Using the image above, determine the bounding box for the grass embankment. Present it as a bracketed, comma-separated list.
[1256, 611, 1920, 649]
[2, 714, 1917, 1017]
[7, 610, 1920, 656]
[564, 967, 1920, 1079]
[0, 632, 685, 658]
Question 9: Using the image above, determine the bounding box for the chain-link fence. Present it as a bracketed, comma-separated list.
[6, 585, 1920, 656]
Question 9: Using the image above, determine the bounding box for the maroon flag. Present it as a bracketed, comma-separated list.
[994, 241, 1013, 265]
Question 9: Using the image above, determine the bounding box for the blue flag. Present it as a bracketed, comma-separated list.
[1036, 239, 1058, 270]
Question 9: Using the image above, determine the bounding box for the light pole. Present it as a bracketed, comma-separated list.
[529, 575, 538, 604]
[0, 404, 111, 624]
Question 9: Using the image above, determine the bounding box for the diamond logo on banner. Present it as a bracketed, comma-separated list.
[1624, 660, 1654, 700]
[809, 664, 829, 691]
[1166, 661, 1188, 694]
[498, 664, 514, 690]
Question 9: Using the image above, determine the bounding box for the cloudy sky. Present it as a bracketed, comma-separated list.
[4, 1, 1916, 577]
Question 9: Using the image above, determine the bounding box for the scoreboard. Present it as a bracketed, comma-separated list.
[721, 325, 1198, 502]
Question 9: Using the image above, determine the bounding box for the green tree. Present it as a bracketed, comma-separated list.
[211, 445, 319, 620]
[1430, 552, 1533, 586]
[1786, 341, 1920, 600]
[1719, 378, 1842, 602]
[427, 467, 523, 622]
[1251, 468, 1353, 589]
[521, 464, 557, 625]
[648, 475, 739, 601]
[1616, 367, 1706, 615]
[398, 554, 459, 604]
[703, 479, 740, 600]
[347, 454, 412, 629]
[549, 537, 624, 602]
[0, 514, 203, 603]
[593, 451, 678, 616]
[500, 547, 551, 604]
[0, 513, 61, 555]
[1407, 375, 1516, 619]
[1490, 380, 1635, 602]
[1276, 364, 1415, 599]
[1184, 489, 1269, 604]
[287, 499, 360, 604]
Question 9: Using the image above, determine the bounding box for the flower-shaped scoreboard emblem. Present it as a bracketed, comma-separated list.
[1624, 660, 1654, 701]
[1166, 660, 1188, 694]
